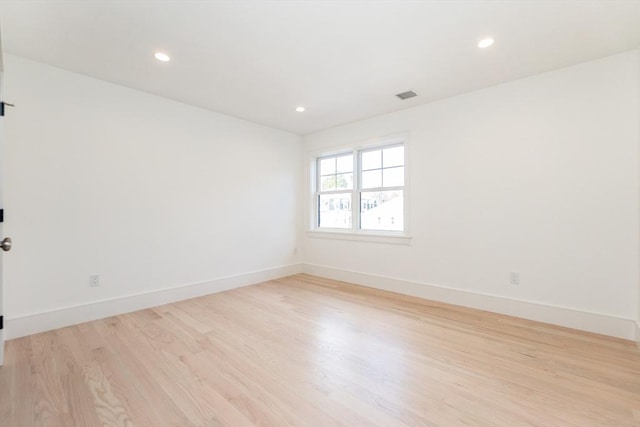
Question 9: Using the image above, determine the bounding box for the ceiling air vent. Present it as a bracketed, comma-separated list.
[396, 90, 417, 100]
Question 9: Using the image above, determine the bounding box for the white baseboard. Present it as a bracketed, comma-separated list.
[6, 262, 636, 342]
[303, 263, 636, 340]
[5, 264, 303, 340]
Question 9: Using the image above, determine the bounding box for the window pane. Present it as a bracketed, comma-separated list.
[336, 154, 353, 173]
[319, 194, 352, 228]
[383, 166, 404, 187]
[321, 175, 337, 191]
[336, 173, 353, 190]
[320, 157, 336, 175]
[383, 146, 404, 168]
[360, 190, 403, 231]
[361, 169, 382, 189]
[362, 149, 381, 170]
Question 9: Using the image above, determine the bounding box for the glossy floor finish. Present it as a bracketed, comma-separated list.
[0, 274, 639, 426]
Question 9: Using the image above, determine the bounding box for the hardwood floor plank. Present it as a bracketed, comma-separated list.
[1, 273, 638, 426]
[29, 333, 74, 427]
[52, 328, 103, 427]
[0, 337, 36, 427]
[83, 360, 134, 427]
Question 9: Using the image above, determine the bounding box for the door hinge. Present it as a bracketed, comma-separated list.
[0, 102, 14, 116]
[0, 209, 3, 223]
[0, 316, 3, 330]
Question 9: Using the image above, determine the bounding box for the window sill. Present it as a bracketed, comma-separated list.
[306, 229, 413, 245]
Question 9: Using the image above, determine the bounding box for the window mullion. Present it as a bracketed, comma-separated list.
[316, 159, 321, 227]
[354, 149, 359, 231]
[318, 190, 352, 195]
[360, 186, 404, 192]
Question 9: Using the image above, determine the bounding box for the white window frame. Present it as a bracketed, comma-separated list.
[308, 135, 412, 245]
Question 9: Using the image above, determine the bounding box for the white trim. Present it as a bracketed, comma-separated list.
[307, 230, 412, 245]
[4, 264, 303, 339]
[6, 262, 635, 342]
[306, 132, 409, 159]
[302, 263, 637, 340]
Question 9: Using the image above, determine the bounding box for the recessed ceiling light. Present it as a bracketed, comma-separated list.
[296, 106, 305, 112]
[154, 52, 171, 62]
[478, 37, 495, 49]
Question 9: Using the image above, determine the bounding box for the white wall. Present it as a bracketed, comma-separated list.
[303, 50, 640, 335]
[2, 55, 301, 331]
[3, 50, 639, 340]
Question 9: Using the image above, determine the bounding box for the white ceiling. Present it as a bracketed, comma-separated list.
[0, 1, 639, 135]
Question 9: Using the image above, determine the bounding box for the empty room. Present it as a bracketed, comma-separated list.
[0, 1, 639, 426]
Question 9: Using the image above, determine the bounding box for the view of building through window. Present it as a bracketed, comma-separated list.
[359, 145, 404, 231]
[316, 143, 404, 232]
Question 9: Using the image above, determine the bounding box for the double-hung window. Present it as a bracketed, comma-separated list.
[315, 141, 406, 233]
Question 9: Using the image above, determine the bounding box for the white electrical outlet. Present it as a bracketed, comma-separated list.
[510, 272, 520, 285]
[89, 274, 100, 287]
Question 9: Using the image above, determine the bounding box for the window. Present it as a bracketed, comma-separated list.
[317, 153, 354, 229]
[315, 141, 406, 233]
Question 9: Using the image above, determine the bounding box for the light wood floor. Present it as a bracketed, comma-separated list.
[0, 274, 639, 426]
